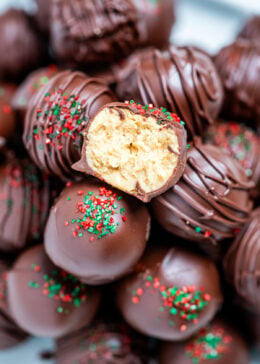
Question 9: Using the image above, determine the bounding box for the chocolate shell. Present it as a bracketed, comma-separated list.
[73, 101, 187, 202]
[223, 207, 260, 313]
[0, 97, 16, 141]
[12, 65, 59, 122]
[115, 46, 223, 139]
[23, 70, 116, 181]
[50, 0, 174, 66]
[151, 139, 253, 247]
[116, 246, 223, 341]
[238, 16, 260, 42]
[159, 319, 249, 364]
[6, 245, 100, 338]
[44, 180, 150, 285]
[0, 9, 43, 81]
[214, 39, 260, 132]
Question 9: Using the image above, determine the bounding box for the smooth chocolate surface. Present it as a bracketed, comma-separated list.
[44, 180, 150, 285]
[7, 245, 100, 338]
[117, 246, 223, 341]
[238, 16, 260, 42]
[0, 97, 16, 141]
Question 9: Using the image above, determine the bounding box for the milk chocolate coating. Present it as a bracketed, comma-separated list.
[44, 180, 150, 285]
[12, 66, 59, 122]
[117, 246, 223, 341]
[23, 70, 116, 181]
[159, 319, 249, 364]
[50, 0, 174, 66]
[151, 139, 253, 246]
[0, 153, 54, 252]
[224, 208, 260, 313]
[214, 40, 260, 132]
[0, 97, 16, 141]
[7, 245, 100, 338]
[56, 321, 146, 364]
[74, 101, 187, 202]
[0, 83, 17, 103]
[35, 0, 51, 34]
[238, 16, 260, 42]
[115, 46, 223, 139]
[205, 121, 260, 198]
[0, 9, 42, 81]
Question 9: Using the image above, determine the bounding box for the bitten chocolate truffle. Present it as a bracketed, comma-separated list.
[238, 16, 260, 42]
[12, 65, 59, 122]
[0, 153, 53, 252]
[224, 208, 260, 313]
[23, 70, 116, 180]
[117, 246, 223, 341]
[6, 245, 100, 338]
[115, 46, 223, 139]
[151, 139, 253, 246]
[0, 97, 16, 141]
[0, 9, 42, 81]
[56, 321, 146, 363]
[45, 181, 150, 285]
[214, 40, 260, 131]
[50, 0, 174, 66]
[0, 258, 28, 349]
[205, 121, 260, 195]
[159, 319, 249, 364]
[74, 101, 187, 202]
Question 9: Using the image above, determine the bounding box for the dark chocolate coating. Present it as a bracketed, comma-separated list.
[56, 322, 145, 364]
[74, 101, 187, 202]
[151, 139, 253, 246]
[0, 153, 53, 252]
[7, 245, 100, 338]
[44, 181, 150, 285]
[159, 319, 249, 364]
[115, 46, 223, 139]
[117, 246, 223, 341]
[214, 40, 260, 131]
[12, 65, 59, 122]
[0, 97, 16, 140]
[238, 16, 260, 42]
[35, 0, 51, 34]
[223, 208, 260, 313]
[23, 70, 116, 181]
[0, 9, 42, 81]
[50, 0, 174, 66]
[204, 121, 260, 197]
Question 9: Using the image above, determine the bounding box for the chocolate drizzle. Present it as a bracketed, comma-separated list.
[152, 139, 253, 245]
[23, 70, 116, 180]
[224, 208, 260, 312]
[115, 46, 223, 139]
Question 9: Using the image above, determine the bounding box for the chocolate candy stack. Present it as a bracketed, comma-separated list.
[0, 2, 258, 363]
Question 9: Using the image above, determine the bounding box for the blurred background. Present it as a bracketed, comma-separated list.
[0, 0, 259, 363]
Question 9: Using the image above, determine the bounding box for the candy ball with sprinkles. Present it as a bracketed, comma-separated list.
[44, 181, 150, 285]
[0, 96, 16, 141]
[23, 70, 116, 181]
[159, 319, 249, 364]
[6, 245, 100, 338]
[116, 246, 223, 341]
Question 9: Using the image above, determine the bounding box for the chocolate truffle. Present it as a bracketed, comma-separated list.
[35, 0, 51, 34]
[12, 65, 59, 122]
[0, 153, 53, 252]
[116, 246, 223, 341]
[223, 207, 260, 313]
[0, 83, 17, 103]
[238, 16, 260, 42]
[0, 9, 42, 81]
[6, 245, 100, 338]
[205, 121, 260, 196]
[159, 319, 249, 364]
[115, 46, 223, 139]
[0, 258, 28, 349]
[151, 139, 253, 246]
[45, 181, 150, 285]
[214, 40, 260, 131]
[50, 0, 174, 66]
[56, 322, 146, 363]
[74, 101, 187, 202]
[23, 70, 116, 181]
[0, 97, 16, 141]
